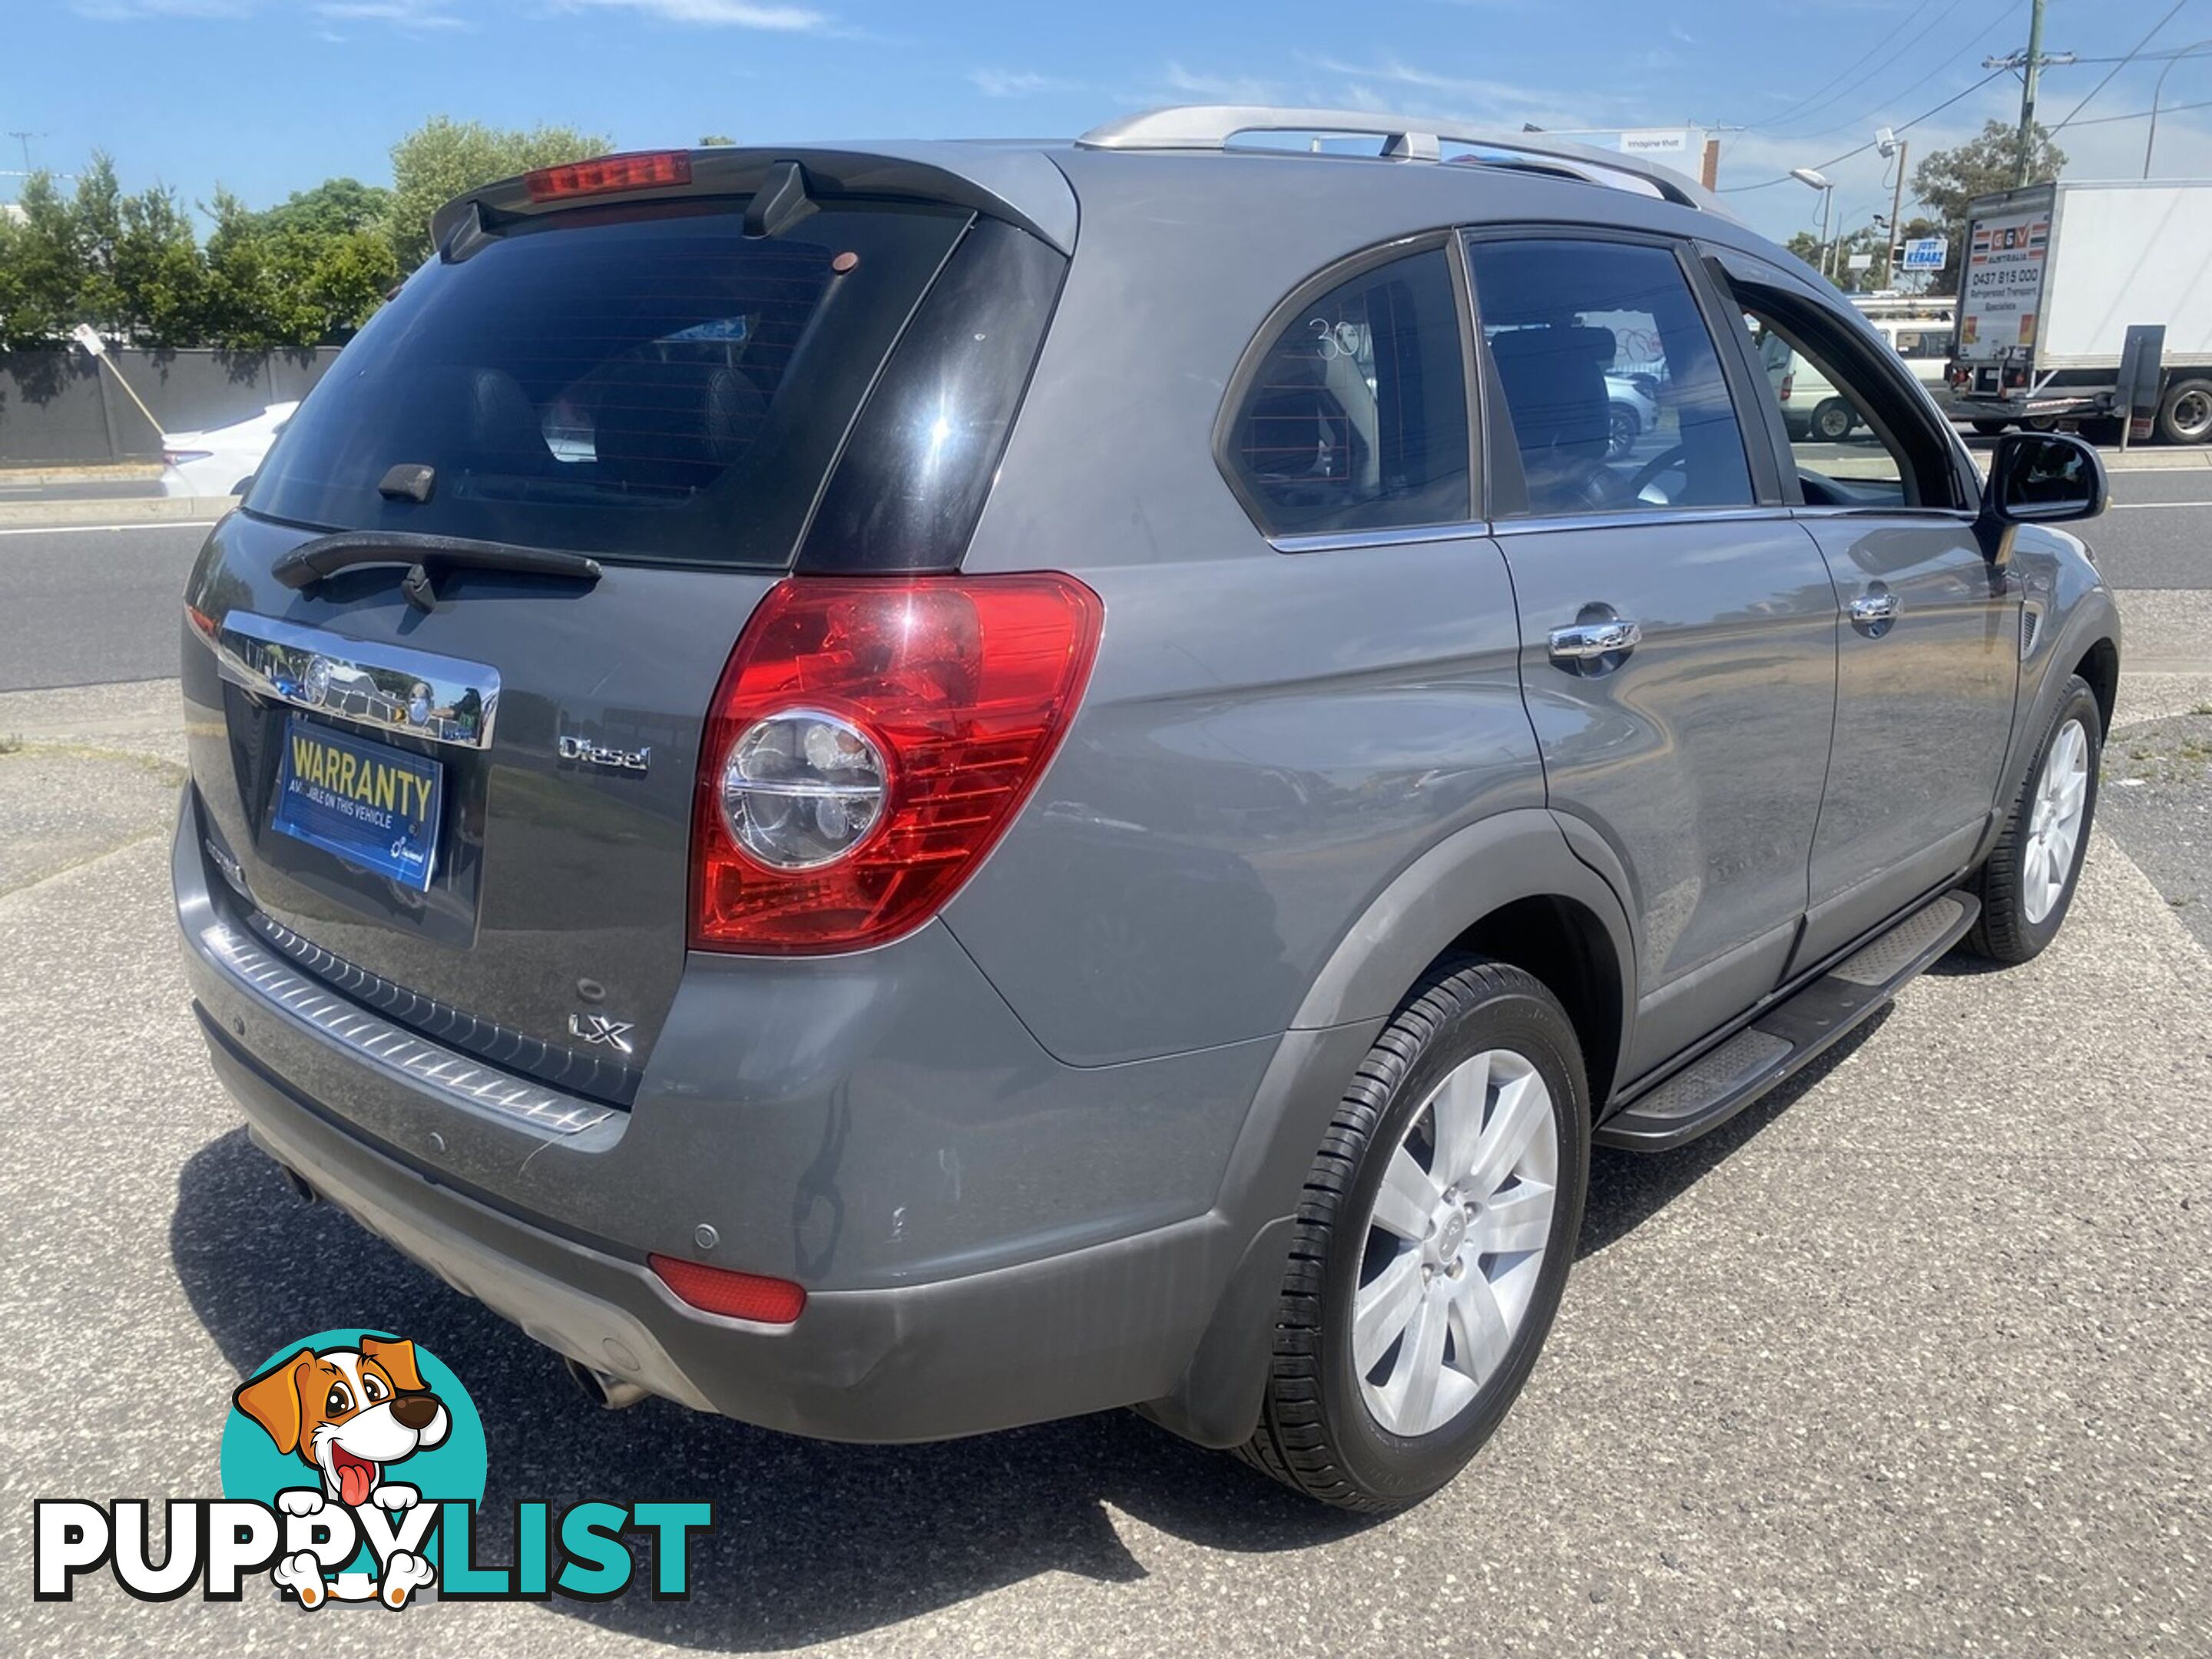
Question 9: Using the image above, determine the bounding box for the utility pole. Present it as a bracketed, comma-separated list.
[2014, 0, 2045, 187]
[1983, 0, 2075, 187]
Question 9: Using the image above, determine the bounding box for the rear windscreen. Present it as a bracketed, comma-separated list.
[246, 199, 969, 566]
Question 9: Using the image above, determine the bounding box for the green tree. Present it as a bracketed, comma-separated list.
[262, 176, 392, 239]
[70, 153, 127, 336]
[0, 171, 88, 349]
[699, 133, 736, 146]
[386, 116, 610, 270]
[114, 184, 205, 345]
[1784, 224, 1897, 293]
[1910, 119, 2067, 295]
[199, 187, 297, 349]
[285, 222, 398, 342]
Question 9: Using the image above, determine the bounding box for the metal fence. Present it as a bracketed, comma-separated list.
[0, 346, 343, 465]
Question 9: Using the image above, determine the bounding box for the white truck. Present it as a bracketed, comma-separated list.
[1949, 178, 2212, 443]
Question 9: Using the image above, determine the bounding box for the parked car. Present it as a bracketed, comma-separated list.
[161, 402, 297, 498]
[1604, 371, 1659, 458]
[175, 111, 2119, 1512]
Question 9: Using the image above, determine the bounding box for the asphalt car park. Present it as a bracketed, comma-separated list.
[4, 476, 2210, 1655]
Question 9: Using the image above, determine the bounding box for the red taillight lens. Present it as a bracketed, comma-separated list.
[648, 1254, 806, 1324]
[1779, 372, 1794, 403]
[524, 150, 692, 202]
[691, 574, 1104, 954]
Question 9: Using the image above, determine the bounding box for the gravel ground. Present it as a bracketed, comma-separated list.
[4, 680, 2208, 1659]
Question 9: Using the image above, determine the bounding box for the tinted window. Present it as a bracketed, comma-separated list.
[247, 200, 969, 566]
[1224, 247, 1469, 537]
[1466, 237, 1753, 516]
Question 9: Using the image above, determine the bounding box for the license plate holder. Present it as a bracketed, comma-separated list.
[270, 715, 444, 892]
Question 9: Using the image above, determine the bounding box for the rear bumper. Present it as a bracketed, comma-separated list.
[174, 786, 1360, 1442]
[199, 1008, 1237, 1439]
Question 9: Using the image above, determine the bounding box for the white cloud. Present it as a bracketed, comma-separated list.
[969, 68, 1081, 99]
[1298, 53, 1635, 132]
[554, 0, 827, 26]
[315, 0, 463, 27]
[75, 0, 459, 21]
[72, 0, 253, 18]
[1157, 61, 1286, 106]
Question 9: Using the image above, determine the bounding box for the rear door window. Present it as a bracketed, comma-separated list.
[247, 200, 970, 567]
[1221, 246, 1471, 537]
[1465, 237, 1755, 517]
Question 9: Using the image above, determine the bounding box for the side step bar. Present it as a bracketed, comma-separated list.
[1594, 890, 1980, 1152]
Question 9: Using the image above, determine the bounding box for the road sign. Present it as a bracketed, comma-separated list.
[1847, 253, 1875, 272]
[1901, 237, 1949, 272]
[68, 322, 104, 358]
[1617, 129, 1692, 157]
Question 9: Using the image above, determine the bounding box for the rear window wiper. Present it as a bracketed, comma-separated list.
[270, 529, 604, 611]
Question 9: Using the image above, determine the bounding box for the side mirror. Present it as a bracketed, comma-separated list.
[1984, 430, 2106, 525]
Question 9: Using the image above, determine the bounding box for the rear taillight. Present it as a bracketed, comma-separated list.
[524, 150, 691, 203]
[649, 1255, 806, 1324]
[1779, 372, 1794, 403]
[691, 574, 1103, 954]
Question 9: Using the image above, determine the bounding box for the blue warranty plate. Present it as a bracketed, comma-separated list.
[270, 716, 444, 891]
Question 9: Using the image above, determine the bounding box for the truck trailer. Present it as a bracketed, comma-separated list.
[1949, 178, 2212, 443]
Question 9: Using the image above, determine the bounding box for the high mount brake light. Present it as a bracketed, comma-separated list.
[524, 151, 692, 203]
[691, 575, 1104, 955]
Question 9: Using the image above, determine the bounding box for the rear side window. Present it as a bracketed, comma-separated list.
[247, 200, 971, 566]
[1222, 247, 1470, 538]
[1466, 237, 1753, 518]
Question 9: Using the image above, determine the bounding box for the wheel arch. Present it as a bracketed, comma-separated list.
[2075, 634, 2119, 737]
[1140, 810, 1637, 1451]
[1287, 807, 1637, 1078]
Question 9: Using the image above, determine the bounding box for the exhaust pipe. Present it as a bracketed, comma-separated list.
[564, 1355, 649, 1410]
[275, 1164, 318, 1204]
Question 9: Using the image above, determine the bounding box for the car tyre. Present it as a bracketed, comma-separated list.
[2155, 378, 2212, 445]
[1963, 674, 2102, 965]
[1811, 399, 1856, 442]
[1234, 958, 1588, 1512]
[1607, 402, 1639, 460]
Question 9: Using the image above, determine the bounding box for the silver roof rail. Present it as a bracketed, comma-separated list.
[1075, 105, 1729, 219]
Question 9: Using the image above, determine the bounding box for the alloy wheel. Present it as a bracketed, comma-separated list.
[1353, 1048, 1558, 1439]
[2023, 717, 2089, 925]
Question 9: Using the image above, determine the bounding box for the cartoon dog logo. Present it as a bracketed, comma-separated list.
[233, 1335, 451, 1608]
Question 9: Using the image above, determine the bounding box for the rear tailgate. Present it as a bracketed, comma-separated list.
[181, 157, 1065, 1101]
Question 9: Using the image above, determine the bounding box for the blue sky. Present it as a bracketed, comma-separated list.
[10, 0, 2212, 247]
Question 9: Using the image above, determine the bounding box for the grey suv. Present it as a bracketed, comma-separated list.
[175, 108, 2120, 1512]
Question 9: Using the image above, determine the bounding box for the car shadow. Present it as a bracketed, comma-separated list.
[1575, 1006, 1889, 1260]
[170, 1128, 1378, 1651]
[174, 1004, 1869, 1651]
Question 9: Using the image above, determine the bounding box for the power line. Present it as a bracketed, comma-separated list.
[2055, 92, 2212, 128]
[2049, 0, 2190, 130]
[1770, 2, 2019, 146]
[1758, 0, 1977, 139]
[1733, 5, 1948, 133]
[1720, 68, 2009, 192]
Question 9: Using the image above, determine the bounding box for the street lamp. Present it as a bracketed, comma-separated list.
[1792, 167, 1835, 279]
[2147, 41, 2212, 177]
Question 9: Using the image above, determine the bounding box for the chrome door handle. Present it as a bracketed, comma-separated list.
[1849, 591, 1900, 624]
[1548, 619, 1643, 661]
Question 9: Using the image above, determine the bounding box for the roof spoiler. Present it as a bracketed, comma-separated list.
[427, 143, 1079, 263]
